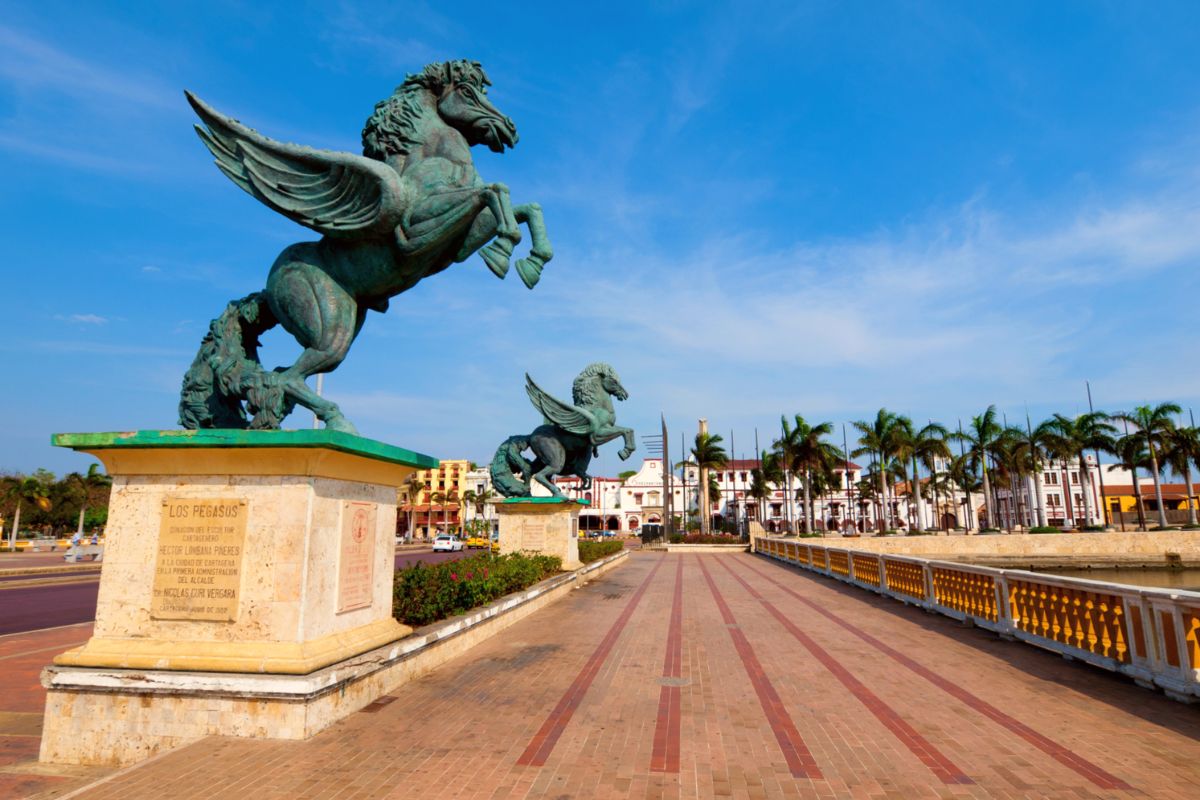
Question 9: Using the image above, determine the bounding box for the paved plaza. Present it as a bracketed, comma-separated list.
[5, 551, 1200, 799]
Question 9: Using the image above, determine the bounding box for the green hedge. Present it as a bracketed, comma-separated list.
[578, 539, 623, 563]
[669, 533, 742, 544]
[1029, 526, 1062, 534]
[393, 552, 561, 627]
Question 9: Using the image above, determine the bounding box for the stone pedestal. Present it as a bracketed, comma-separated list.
[496, 498, 585, 570]
[40, 429, 437, 765]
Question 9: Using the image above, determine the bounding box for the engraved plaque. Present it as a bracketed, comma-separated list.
[523, 520, 547, 551]
[338, 501, 376, 613]
[152, 498, 247, 621]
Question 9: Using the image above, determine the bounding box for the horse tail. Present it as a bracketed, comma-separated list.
[178, 292, 292, 430]
[490, 435, 532, 497]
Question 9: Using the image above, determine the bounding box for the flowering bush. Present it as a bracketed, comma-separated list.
[393, 552, 561, 627]
[578, 539, 623, 563]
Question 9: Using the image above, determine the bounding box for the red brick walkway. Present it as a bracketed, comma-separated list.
[20, 553, 1200, 798]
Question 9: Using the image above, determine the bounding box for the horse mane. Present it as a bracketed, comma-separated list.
[572, 362, 613, 406]
[361, 59, 491, 160]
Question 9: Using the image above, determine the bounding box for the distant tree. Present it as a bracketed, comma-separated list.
[851, 409, 904, 532]
[691, 432, 727, 536]
[1110, 434, 1152, 531]
[1043, 412, 1116, 529]
[1164, 425, 1200, 527]
[951, 407, 1003, 529]
[618, 470, 637, 481]
[1, 475, 52, 547]
[1114, 403, 1182, 528]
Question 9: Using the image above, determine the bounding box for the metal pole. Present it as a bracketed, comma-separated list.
[662, 414, 672, 539]
[957, 419, 972, 530]
[1086, 381, 1109, 528]
[843, 423, 854, 533]
[730, 428, 737, 537]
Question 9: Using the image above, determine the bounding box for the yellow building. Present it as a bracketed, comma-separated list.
[399, 459, 471, 536]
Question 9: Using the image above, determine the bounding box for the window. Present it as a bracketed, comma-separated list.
[634, 493, 643, 505]
[1045, 473, 1059, 485]
[1070, 472, 1079, 485]
[739, 472, 747, 482]
[1047, 494, 1061, 507]
[1074, 494, 1083, 505]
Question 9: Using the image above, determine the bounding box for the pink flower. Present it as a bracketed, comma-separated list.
[466, 572, 474, 580]
[450, 572, 458, 581]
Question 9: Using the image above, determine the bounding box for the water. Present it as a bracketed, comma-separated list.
[1031, 567, 1200, 593]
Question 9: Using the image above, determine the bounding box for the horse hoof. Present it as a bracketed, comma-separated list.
[480, 241, 511, 279]
[325, 416, 360, 436]
[515, 257, 543, 289]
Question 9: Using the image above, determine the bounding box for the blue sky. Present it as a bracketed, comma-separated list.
[4, 1, 1200, 476]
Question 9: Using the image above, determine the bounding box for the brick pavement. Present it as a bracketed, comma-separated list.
[15, 552, 1200, 799]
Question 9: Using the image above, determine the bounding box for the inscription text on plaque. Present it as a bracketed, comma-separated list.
[152, 498, 248, 621]
[337, 501, 377, 613]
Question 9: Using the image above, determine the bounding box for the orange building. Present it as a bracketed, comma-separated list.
[398, 459, 471, 537]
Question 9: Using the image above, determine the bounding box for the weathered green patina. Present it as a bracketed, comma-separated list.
[500, 496, 591, 506]
[490, 364, 635, 498]
[178, 60, 552, 434]
[52, 429, 438, 469]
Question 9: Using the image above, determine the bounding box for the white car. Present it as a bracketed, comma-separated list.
[431, 534, 463, 552]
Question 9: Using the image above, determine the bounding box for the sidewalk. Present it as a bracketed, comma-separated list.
[0, 623, 110, 798]
[13, 551, 1197, 799]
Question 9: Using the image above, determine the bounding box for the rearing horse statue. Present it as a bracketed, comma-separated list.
[491, 364, 636, 498]
[178, 60, 552, 433]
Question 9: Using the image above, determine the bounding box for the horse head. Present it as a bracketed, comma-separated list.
[599, 365, 629, 402]
[363, 60, 518, 160]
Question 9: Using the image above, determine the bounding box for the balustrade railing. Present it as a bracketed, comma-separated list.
[753, 536, 1200, 703]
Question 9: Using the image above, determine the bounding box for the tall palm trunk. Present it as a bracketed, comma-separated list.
[1147, 441, 1169, 528]
[911, 455, 925, 530]
[8, 501, 20, 549]
[1032, 471, 1047, 527]
[699, 465, 710, 536]
[1184, 461, 1198, 526]
[1131, 465, 1146, 530]
[980, 464, 993, 530]
[1078, 455, 1095, 527]
[802, 469, 812, 534]
[877, 454, 887, 533]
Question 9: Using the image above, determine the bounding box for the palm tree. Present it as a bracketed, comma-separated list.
[691, 432, 727, 535]
[2, 476, 52, 549]
[1110, 433, 1151, 530]
[776, 415, 839, 534]
[1164, 425, 1200, 527]
[1043, 412, 1116, 529]
[1017, 417, 1058, 527]
[403, 476, 424, 539]
[445, 490, 459, 534]
[893, 419, 950, 532]
[66, 464, 111, 539]
[948, 452, 980, 530]
[951, 407, 1003, 530]
[428, 490, 446, 535]
[772, 417, 802, 533]
[851, 409, 903, 533]
[750, 449, 783, 527]
[1114, 403, 1182, 528]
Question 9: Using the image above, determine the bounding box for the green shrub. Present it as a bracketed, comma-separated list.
[1182, 523, 1200, 530]
[1081, 524, 1106, 532]
[668, 533, 684, 544]
[393, 552, 561, 627]
[578, 539, 623, 563]
[673, 533, 742, 545]
[979, 527, 1001, 533]
[1029, 526, 1062, 534]
[905, 530, 930, 536]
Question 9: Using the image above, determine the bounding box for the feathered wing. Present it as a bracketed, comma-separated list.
[187, 91, 404, 239]
[525, 374, 595, 435]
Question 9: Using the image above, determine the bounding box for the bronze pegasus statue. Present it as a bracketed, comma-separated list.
[178, 60, 552, 433]
[491, 364, 636, 498]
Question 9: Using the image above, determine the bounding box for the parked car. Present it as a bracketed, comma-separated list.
[465, 535, 489, 549]
[432, 534, 463, 552]
[490, 532, 500, 553]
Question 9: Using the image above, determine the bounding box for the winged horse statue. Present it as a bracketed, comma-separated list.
[490, 364, 636, 498]
[177, 60, 552, 433]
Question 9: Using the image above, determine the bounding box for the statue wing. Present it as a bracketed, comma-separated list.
[525, 374, 594, 435]
[187, 91, 404, 239]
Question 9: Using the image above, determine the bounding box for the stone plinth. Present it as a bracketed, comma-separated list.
[40, 429, 437, 765]
[497, 498, 584, 569]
